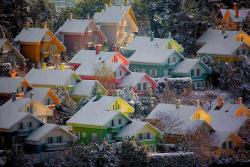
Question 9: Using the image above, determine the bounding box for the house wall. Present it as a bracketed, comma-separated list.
[20, 43, 40, 63]
[63, 34, 85, 55]
[135, 76, 154, 92]
[100, 24, 117, 45]
[192, 108, 212, 124]
[111, 98, 134, 115]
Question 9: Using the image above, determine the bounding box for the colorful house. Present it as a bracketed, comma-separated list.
[196, 28, 250, 63]
[210, 131, 245, 157]
[0, 97, 44, 149]
[0, 38, 26, 65]
[220, 3, 250, 31]
[117, 119, 163, 151]
[56, 15, 106, 55]
[14, 24, 66, 63]
[93, 3, 138, 46]
[67, 97, 132, 144]
[25, 123, 78, 153]
[71, 80, 108, 102]
[0, 77, 33, 104]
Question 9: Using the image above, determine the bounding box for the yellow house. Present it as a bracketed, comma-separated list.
[14, 23, 66, 63]
[211, 131, 245, 157]
[87, 95, 134, 116]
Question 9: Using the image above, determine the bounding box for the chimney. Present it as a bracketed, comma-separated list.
[44, 21, 48, 29]
[176, 98, 181, 109]
[11, 92, 16, 102]
[10, 69, 16, 78]
[105, 4, 108, 11]
[233, 3, 239, 17]
[217, 96, 224, 108]
[30, 91, 34, 99]
[69, 13, 73, 20]
[236, 97, 242, 104]
[150, 32, 154, 41]
[121, 4, 124, 10]
[96, 44, 102, 55]
[24, 22, 30, 29]
[196, 99, 200, 107]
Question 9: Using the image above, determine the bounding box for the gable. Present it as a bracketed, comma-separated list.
[191, 61, 210, 74]
[138, 123, 162, 138]
[192, 107, 212, 124]
[47, 30, 66, 52]
[165, 39, 184, 54]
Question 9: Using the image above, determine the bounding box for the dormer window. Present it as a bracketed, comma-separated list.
[196, 69, 200, 76]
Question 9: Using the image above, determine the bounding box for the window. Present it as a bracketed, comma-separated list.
[242, 49, 246, 55]
[143, 83, 147, 90]
[113, 105, 115, 110]
[56, 136, 62, 143]
[19, 123, 24, 130]
[119, 71, 122, 76]
[117, 104, 120, 110]
[28, 122, 32, 128]
[146, 132, 151, 139]
[137, 83, 141, 90]
[236, 50, 240, 55]
[118, 119, 122, 125]
[168, 58, 170, 64]
[196, 69, 200, 76]
[222, 142, 227, 149]
[191, 69, 194, 76]
[138, 133, 143, 140]
[111, 120, 115, 127]
[228, 141, 233, 149]
[47, 98, 51, 105]
[173, 57, 176, 63]
[114, 72, 117, 77]
[47, 137, 53, 144]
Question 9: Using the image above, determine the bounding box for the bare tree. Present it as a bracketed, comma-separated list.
[94, 63, 115, 91]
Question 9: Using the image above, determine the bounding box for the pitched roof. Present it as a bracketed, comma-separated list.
[117, 119, 162, 137]
[147, 103, 206, 134]
[67, 96, 130, 127]
[210, 131, 232, 147]
[72, 80, 98, 97]
[56, 19, 91, 34]
[119, 72, 145, 87]
[0, 77, 31, 94]
[25, 88, 50, 102]
[25, 68, 75, 86]
[129, 48, 177, 64]
[94, 5, 131, 24]
[125, 36, 184, 53]
[0, 98, 42, 130]
[14, 28, 48, 43]
[25, 123, 77, 141]
[220, 9, 250, 22]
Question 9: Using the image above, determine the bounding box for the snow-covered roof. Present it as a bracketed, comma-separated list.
[25, 123, 77, 141]
[72, 80, 98, 97]
[119, 72, 146, 87]
[0, 98, 43, 130]
[67, 96, 130, 127]
[94, 5, 131, 24]
[25, 88, 50, 103]
[25, 68, 75, 86]
[56, 19, 91, 34]
[125, 36, 184, 53]
[196, 28, 240, 45]
[172, 59, 199, 74]
[129, 48, 176, 64]
[210, 131, 232, 147]
[147, 103, 206, 134]
[220, 9, 250, 23]
[14, 28, 48, 43]
[0, 77, 29, 94]
[117, 119, 161, 137]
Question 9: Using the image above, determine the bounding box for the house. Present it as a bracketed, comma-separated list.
[0, 38, 26, 65]
[25, 68, 80, 88]
[48, 0, 76, 11]
[171, 59, 211, 89]
[71, 80, 108, 102]
[146, 101, 214, 143]
[56, 14, 106, 55]
[93, 3, 138, 46]
[124, 35, 184, 57]
[0, 77, 33, 104]
[25, 88, 61, 109]
[118, 72, 158, 93]
[117, 119, 162, 151]
[220, 3, 250, 31]
[0, 96, 44, 149]
[25, 123, 78, 153]
[14, 23, 66, 63]
[210, 131, 245, 157]
[67, 97, 132, 144]
[196, 28, 250, 63]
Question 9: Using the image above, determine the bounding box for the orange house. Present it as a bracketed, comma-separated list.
[14, 23, 66, 64]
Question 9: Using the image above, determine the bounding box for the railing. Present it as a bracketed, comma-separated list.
[45, 142, 69, 151]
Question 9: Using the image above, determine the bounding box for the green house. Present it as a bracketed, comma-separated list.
[67, 96, 132, 144]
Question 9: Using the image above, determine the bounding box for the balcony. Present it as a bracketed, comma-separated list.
[45, 142, 69, 151]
